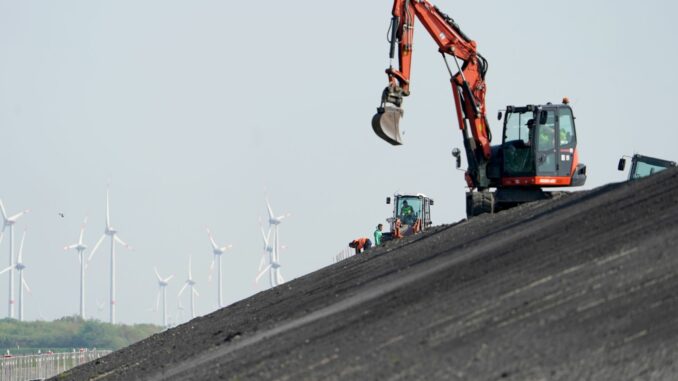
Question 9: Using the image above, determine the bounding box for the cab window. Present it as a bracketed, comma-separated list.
[558, 108, 576, 147]
[398, 197, 421, 225]
[536, 111, 556, 151]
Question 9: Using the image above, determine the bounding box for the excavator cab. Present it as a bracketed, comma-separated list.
[499, 101, 586, 187]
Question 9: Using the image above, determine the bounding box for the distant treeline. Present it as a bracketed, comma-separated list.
[0, 316, 161, 354]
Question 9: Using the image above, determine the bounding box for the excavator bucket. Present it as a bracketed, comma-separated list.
[372, 106, 404, 145]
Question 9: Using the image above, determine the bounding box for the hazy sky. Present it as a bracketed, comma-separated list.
[1, 0, 677, 325]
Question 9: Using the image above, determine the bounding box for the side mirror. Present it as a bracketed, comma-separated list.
[451, 148, 461, 169]
[430, 199, 434, 206]
[497, 111, 503, 121]
[386, 197, 391, 204]
[617, 158, 626, 171]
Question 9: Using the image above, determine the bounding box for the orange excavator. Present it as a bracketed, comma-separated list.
[372, 0, 587, 217]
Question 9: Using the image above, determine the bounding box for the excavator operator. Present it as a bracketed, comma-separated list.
[400, 200, 415, 224]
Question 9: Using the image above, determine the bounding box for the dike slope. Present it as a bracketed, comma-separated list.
[57, 168, 678, 381]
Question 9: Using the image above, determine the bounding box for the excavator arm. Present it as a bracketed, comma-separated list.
[373, 0, 493, 189]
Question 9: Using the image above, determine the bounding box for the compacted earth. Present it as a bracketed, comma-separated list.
[55, 169, 678, 380]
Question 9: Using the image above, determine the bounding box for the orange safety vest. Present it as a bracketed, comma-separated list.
[352, 237, 369, 250]
[393, 219, 403, 239]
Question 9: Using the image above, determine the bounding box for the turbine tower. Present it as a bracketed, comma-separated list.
[64, 216, 89, 319]
[88, 189, 130, 324]
[177, 256, 199, 320]
[264, 198, 289, 287]
[0, 229, 31, 321]
[153, 268, 174, 328]
[14, 230, 31, 321]
[0, 199, 29, 319]
[206, 228, 232, 308]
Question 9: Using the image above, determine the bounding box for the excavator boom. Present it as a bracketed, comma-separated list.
[373, 0, 493, 189]
[372, 1, 586, 217]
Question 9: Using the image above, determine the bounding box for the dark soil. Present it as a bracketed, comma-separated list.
[55, 168, 678, 381]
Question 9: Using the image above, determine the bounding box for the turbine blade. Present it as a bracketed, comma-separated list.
[78, 216, 88, 244]
[257, 254, 266, 272]
[207, 257, 215, 282]
[106, 190, 111, 229]
[0, 265, 13, 275]
[260, 226, 270, 246]
[114, 235, 130, 249]
[0, 230, 4, 248]
[192, 287, 199, 297]
[0, 199, 6, 220]
[154, 290, 161, 312]
[64, 243, 78, 251]
[177, 282, 189, 298]
[206, 228, 219, 250]
[277, 271, 285, 285]
[22, 277, 31, 294]
[188, 256, 193, 279]
[255, 265, 271, 283]
[154, 267, 162, 282]
[165, 274, 174, 283]
[266, 199, 275, 220]
[219, 244, 233, 252]
[88, 234, 106, 262]
[8, 210, 29, 221]
[17, 230, 26, 263]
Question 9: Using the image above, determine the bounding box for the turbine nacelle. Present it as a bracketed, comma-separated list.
[206, 227, 232, 255]
[265, 198, 290, 226]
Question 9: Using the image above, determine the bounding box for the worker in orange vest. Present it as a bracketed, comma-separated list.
[348, 237, 373, 255]
[393, 218, 404, 239]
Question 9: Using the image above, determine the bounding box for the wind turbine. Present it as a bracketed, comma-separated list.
[88, 189, 131, 324]
[177, 256, 199, 320]
[206, 228, 232, 308]
[153, 268, 174, 328]
[255, 226, 276, 288]
[0, 230, 32, 321]
[0, 199, 29, 319]
[263, 198, 289, 287]
[64, 216, 89, 319]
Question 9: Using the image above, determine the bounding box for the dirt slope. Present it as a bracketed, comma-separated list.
[56, 168, 678, 381]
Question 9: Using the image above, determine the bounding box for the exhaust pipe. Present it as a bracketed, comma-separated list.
[372, 106, 404, 145]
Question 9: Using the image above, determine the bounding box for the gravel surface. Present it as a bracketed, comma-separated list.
[55, 168, 678, 381]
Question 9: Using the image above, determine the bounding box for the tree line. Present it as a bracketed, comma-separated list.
[0, 316, 161, 354]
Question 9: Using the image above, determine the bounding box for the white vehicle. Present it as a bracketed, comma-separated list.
[618, 154, 676, 180]
[382, 193, 434, 242]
